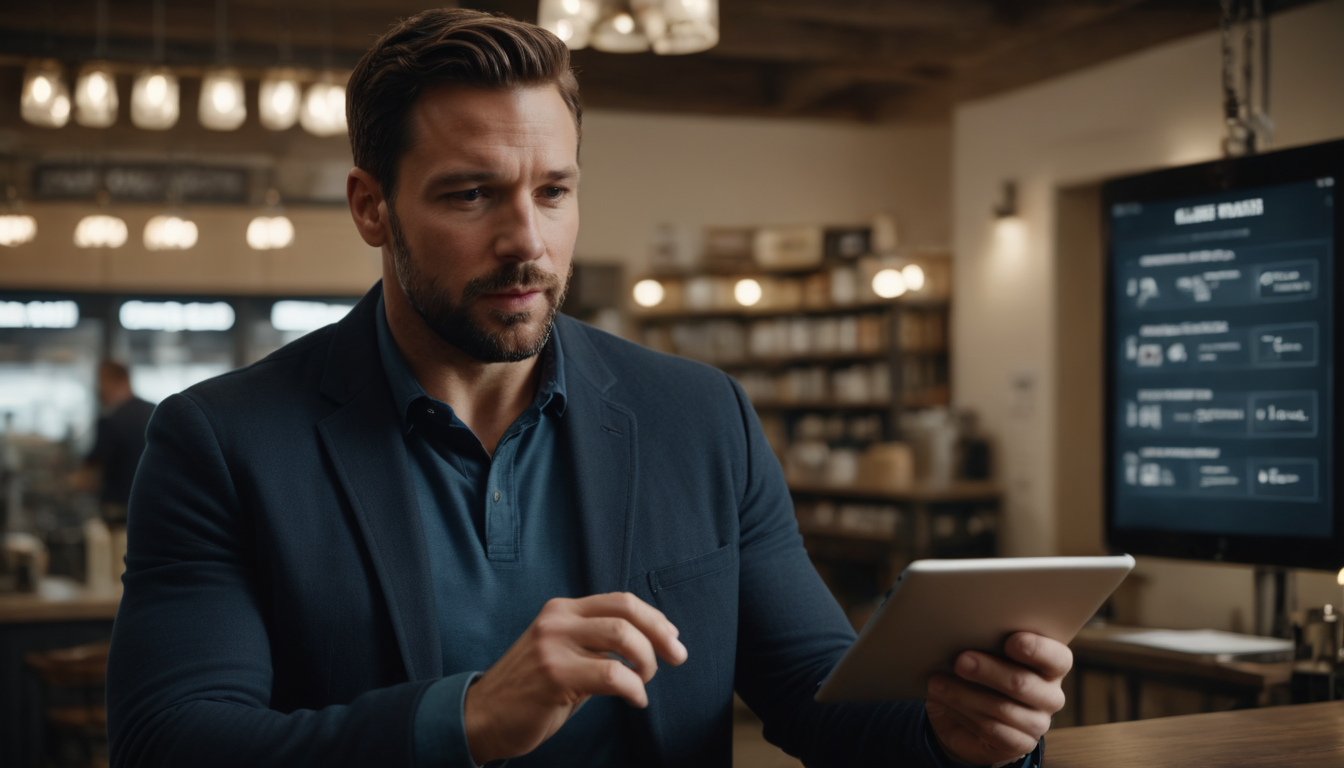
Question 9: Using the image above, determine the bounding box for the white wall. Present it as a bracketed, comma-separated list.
[576, 111, 951, 269]
[953, 0, 1344, 625]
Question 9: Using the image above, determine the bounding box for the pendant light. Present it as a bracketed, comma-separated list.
[132, 0, 179, 130]
[543, 0, 718, 55]
[144, 213, 198, 251]
[300, 78, 346, 137]
[258, 5, 300, 131]
[199, 0, 246, 131]
[75, 189, 128, 249]
[590, 11, 649, 53]
[633, 0, 718, 55]
[538, 0, 601, 50]
[247, 188, 295, 250]
[0, 186, 37, 248]
[75, 0, 119, 127]
[21, 60, 72, 128]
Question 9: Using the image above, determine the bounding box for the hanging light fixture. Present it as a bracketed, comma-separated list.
[21, 60, 72, 128]
[0, 185, 37, 248]
[301, 77, 347, 137]
[75, 0, 118, 127]
[259, 70, 300, 131]
[200, 0, 246, 131]
[132, 0, 178, 129]
[75, 215, 129, 249]
[247, 188, 295, 250]
[144, 213, 198, 251]
[543, 0, 717, 55]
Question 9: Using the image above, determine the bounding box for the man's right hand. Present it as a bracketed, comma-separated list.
[462, 592, 688, 765]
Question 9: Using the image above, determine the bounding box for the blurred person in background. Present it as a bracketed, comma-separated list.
[72, 360, 155, 527]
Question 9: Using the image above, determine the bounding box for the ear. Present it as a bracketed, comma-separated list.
[347, 167, 389, 248]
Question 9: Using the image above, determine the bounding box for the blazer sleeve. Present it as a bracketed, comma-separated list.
[724, 374, 943, 766]
[106, 393, 436, 768]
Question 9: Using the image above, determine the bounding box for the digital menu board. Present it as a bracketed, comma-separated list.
[1106, 147, 1341, 567]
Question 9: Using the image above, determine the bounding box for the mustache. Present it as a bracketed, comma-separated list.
[461, 262, 562, 302]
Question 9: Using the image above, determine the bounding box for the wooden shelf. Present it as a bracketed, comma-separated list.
[787, 480, 1002, 503]
[796, 521, 897, 542]
[718, 350, 890, 368]
[750, 399, 893, 411]
[633, 297, 949, 322]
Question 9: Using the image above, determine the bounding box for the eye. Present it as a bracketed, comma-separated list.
[451, 188, 482, 202]
[542, 186, 566, 199]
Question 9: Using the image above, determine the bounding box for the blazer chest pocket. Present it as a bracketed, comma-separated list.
[647, 543, 735, 594]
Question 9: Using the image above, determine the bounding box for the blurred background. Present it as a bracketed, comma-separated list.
[0, 1, 1342, 766]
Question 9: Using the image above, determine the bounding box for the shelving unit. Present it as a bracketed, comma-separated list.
[630, 249, 999, 613]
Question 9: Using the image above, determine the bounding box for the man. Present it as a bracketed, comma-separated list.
[77, 360, 155, 526]
[107, 10, 1069, 767]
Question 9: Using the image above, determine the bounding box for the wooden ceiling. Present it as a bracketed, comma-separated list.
[0, 0, 1317, 121]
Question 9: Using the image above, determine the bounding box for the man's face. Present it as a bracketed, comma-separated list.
[387, 84, 579, 363]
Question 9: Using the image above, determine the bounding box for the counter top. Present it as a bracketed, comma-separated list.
[0, 576, 121, 624]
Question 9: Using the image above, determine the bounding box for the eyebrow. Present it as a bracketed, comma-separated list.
[425, 166, 580, 188]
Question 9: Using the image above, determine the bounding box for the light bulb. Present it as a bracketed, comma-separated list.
[872, 268, 907, 299]
[0, 215, 37, 247]
[301, 80, 347, 137]
[632, 279, 666, 308]
[614, 13, 635, 33]
[632, 0, 719, 55]
[591, 10, 649, 52]
[74, 215, 128, 248]
[734, 278, 763, 307]
[131, 67, 179, 129]
[259, 70, 301, 131]
[75, 63, 120, 127]
[22, 60, 71, 128]
[247, 215, 295, 250]
[539, 0, 598, 49]
[199, 68, 246, 131]
[144, 214, 198, 250]
[901, 264, 925, 291]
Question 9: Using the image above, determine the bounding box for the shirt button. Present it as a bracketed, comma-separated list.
[426, 408, 435, 415]
[493, 491, 501, 503]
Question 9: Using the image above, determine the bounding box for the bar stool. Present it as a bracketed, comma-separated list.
[25, 640, 110, 768]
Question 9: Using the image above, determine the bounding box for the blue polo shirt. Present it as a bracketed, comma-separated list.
[374, 296, 630, 767]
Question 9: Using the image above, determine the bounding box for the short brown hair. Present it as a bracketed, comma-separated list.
[347, 9, 582, 203]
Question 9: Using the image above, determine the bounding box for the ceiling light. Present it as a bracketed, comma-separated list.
[144, 214, 198, 250]
[74, 214, 128, 248]
[591, 12, 650, 53]
[74, 62, 119, 127]
[632, 279, 665, 308]
[131, 67, 180, 129]
[301, 79, 347, 137]
[259, 69, 300, 130]
[901, 264, 925, 292]
[539, 0, 599, 49]
[199, 68, 246, 131]
[872, 269, 908, 299]
[21, 60, 71, 128]
[247, 215, 295, 250]
[0, 215, 37, 247]
[734, 278, 763, 307]
[633, 0, 719, 55]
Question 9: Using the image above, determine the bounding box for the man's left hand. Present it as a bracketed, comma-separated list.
[924, 631, 1072, 766]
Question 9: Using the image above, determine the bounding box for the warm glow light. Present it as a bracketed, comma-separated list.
[901, 264, 925, 291]
[539, 0, 598, 49]
[636, 0, 719, 55]
[198, 68, 246, 131]
[734, 278, 763, 307]
[247, 215, 295, 250]
[119, 301, 234, 332]
[144, 215, 198, 250]
[872, 268, 908, 299]
[0, 300, 79, 329]
[591, 10, 649, 52]
[614, 12, 636, 33]
[301, 81, 347, 137]
[0, 215, 37, 247]
[74, 215, 128, 248]
[632, 279, 665, 308]
[993, 216, 1029, 262]
[270, 301, 354, 332]
[75, 63, 119, 127]
[22, 61, 71, 128]
[1337, 567, 1344, 586]
[132, 68, 179, 129]
[259, 71, 301, 130]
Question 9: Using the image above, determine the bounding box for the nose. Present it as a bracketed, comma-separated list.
[492, 189, 546, 264]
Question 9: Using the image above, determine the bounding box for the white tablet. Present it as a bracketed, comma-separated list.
[815, 555, 1135, 702]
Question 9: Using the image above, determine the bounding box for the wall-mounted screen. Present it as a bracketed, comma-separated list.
[1104, 139, 1343, 571]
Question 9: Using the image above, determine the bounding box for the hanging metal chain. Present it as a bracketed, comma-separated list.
[1221, 0, 1272, 156]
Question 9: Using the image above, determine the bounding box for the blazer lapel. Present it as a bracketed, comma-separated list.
[315, 284, 442, 682]
[557, 317, 638, 597]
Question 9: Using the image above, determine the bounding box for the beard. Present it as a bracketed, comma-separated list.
[388, 204, 571, 364]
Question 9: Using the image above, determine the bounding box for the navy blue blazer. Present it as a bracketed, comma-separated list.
[107, 283, 932, 767]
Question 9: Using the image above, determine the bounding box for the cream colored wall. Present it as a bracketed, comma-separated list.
[953, 0, 1344, 626]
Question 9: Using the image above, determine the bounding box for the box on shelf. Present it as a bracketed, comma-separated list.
[754, 226, 824, 271]
[857, 442, 915, 488]
[703, 227, 756, 273]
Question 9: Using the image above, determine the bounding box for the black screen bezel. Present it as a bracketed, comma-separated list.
[1102, 139, 1344, 572]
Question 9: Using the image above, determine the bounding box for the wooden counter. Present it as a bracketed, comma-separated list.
[0, 577, 121, 624]
[1045, 699, 1344, 767]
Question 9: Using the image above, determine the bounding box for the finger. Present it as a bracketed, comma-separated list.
[929, 672, 1053, 742]
[567, 656, 651, 708]
[1003, 632, 1073, 680]
[951, 651, 1066, 715]
[566, 616, 659, 683]
[570, 592, 688, 665]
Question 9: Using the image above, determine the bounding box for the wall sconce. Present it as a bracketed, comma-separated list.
[993, 180, 1018, 219]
